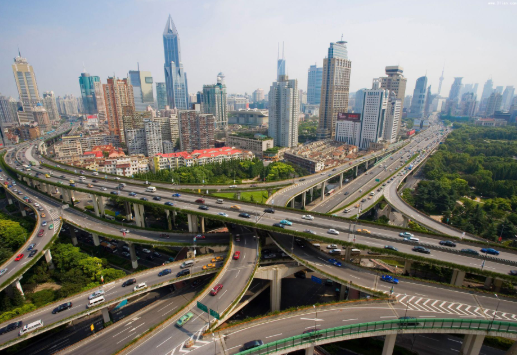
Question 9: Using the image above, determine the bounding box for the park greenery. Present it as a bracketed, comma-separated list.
[0, 235, 126, 323]
[134, 158, 307, 184]
[298, 119, 318, 143]
[0, 212, 35, 265]
[404, 124, 517, 242]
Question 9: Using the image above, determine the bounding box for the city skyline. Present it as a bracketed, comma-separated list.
[1, 0, 515, 101]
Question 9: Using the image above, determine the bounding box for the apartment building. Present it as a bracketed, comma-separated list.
[226, 134, 274, 158]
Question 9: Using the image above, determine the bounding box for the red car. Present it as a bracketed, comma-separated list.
[233, 251, 241, 260]
[195, 234, 205, 239]
[210, 284, 223, 296]
[37, 229, 44, 237]
[15, 254, 24, 261]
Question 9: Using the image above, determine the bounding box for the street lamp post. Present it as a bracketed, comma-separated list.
[313, 305, 317, 331]
[490, 294, 500, 331]
[403, 293, 409, 319]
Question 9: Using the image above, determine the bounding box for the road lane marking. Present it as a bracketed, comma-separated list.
[380, 316, 396, 318]
[343, 318, 358, 322]
[300, 318, 324, 321]
[266, 333, 283, 339]
[226, 345, 242, 350]
[218, 290, 228, 300]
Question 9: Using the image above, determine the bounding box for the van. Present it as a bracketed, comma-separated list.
[146, 186, 156, 192]
[79, 176, 86, 181]
[105, 215, 115, 221]
[87, 296, 105, 308]
[329, 249, 342, 254]
[19, 320, 43, 336]
[216, 199, 224, 204]
[351, 248, 361, 256]
[181, 260, 194, 268]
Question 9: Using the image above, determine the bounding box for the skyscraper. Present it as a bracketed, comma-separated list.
[104, 77, 135, 142]
[277, 43, 286, 80]
[485, 92, 502, 117]
[358, 85, 388, 150]
[0, 95, 19, 127]
[495, 86, 504, 95]
[353, 89, 367, 114]
[481, 79, 494, 101]
[79, 72, 100, 114]
[378, 65, 407, 138]
[93, 82, 106, 121]
[437, 66, 444, 95]
[268, 75, 299, 148]
[178, 111, 214, 151]
[156, 82, 167, 110]
[408, 76, 427, 118]
[32, 103, 51, 132]
[307, 64, 323, 105]
[42, 91, 60, 121]
[163, 15, 189, 109]
[12, 54, 40, 124]
[202, 73, 228, 129]
[383, 93, 402, 143]
[317, 40, 352, 140]
[448, 77, 463, 102]
[129, 67, 155, 111]
[502, 86, 515, 111]
[252, 89, 265, 103]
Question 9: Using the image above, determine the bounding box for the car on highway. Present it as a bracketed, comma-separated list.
[264, 208, 275, 213]
[177, 269, 190, 277]
[357, 229, 371, 234]
[210, 284, 223, 296]
[122, 278, 137, 287]
[510, 270, 517, 276]
[403, 237, 419, 242]
[326, 244, 338, 249]
[88, 290, 105, 300]
[203, 263, 216, 270]
[52, 302, 72, 314]
[14, 254, 24, 261]
[120, 228, 130, 234]
[230, 205, 241, 210]
[481, 248, 500, 255]
[142, 248, 151, 254]
[128, 192, 137, 197]
[399, 232, 414, 238]
[158, 269, 172, 276]
[153, 196, 162, 201]
[384, 245, 398, 251]
[110, 190, 119, 195]
[172, 193, 181, 197]
[134, 283, 147, 291]
[87, 184, 93, 188]
[100, 187, 107, 191]
[218, 212, 228, 217]
[328, 258, 342, 267]
[398, 316, 419, 326]
[412, 246, 430, 254]
[280, 219, 293, 226]
[381, 275, 399, 284]
[140, 197, 148, 201]
[239, 212, 251, 218]
[176, 312, 194, 328]
[439, 240, 456, 247]
[195, 198, 205, 203]
[28, 250, 38, 257]
[242, 340, 264, 351]
[27, 243, 36, 251]
[0, 268, 8, 277]
[164, 201, 174, 206]
[304, 229, 316, 234]
[235, 234, 241, 242]
[0, 321, 22, 335]
[302, 215, 314, 220]
[273, 223, 285, 228]
[461, 248, 479, 256]
[328, 229, 339, 235]
[233, 251, 241, 260]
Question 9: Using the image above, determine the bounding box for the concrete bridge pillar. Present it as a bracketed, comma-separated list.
[70, 229, 78, 246]
[494, 278, 503, 292]
[188, 214, 199, 233]
[339, 284, 347, 300]
[133, 204, 141, 227]
[97, 195, 105, 217]
[44, 249, 54, 269]
[92, 233, 100, 246]
[484, 277, 493, 290]
[102, 307, 111, 324]
[165, 210, 173, 230]
[6, 192, 13, 205]
[267, 189, 273, 198]
[339, 173, 344, 188]
[270, 268, 282, 312]
[124, 201, 132, 220]
[200, 216, 205, 233]
[305, 344, 314, 355]
[128, 242, 138, 269]
[365, 160, 369, 170]
[505, 341, 517, 355]
[11, 279, 24, 297]
[450, 269, 466, 287]
[301, 191, 306, 209]
[236, 192, 241, 200]
[290, 199, 295, 208]
[92, 195, 100, 217]
[18, 201, 26, 217]
[381, 334, 397, 355]
[460, 334, 485, 355]
[403, 260, 413, 274]
[402, 215, 409, 228]
[344, 247, 352, 261]
[355, 165, 358, 177]
[320, 181, 326, 202]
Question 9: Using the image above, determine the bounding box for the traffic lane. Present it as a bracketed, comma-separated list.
[124, 231, 259, 355]
[0, 253, 221, 343]
[273, 234, 517, 316]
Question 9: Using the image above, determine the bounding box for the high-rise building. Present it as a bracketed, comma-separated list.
[129, 67, 155, 111]
[163, 15, 189, 109]
[358, 86, 388, 150]
[277, 43, 286, 80]
[437, 66, 445, 95]
[252, 89, 265, 103]
[495, 86, 504, 95]
[352, 89, 367, 115]
[125, 128, 147, 155]
[408, 76, 427, 118]
[79, 72, 100, 114]
[424, 86, 433, 117]
[156, 82, 167, 110]
[335, 113, 361, 146]
[485, 92, 503, 117]
[268, 75, 299, 148]
[12, 54, 40, 124]
[0, 95, 19, 127]
[457, 92, 477, 117]
[93, 82, 106, 121]
[56, 95, 79, 115]
[32, 103, 51, 132]
[104, 77, 135, 142]
[378, 66, 407, 110]
[202, 73, 228, 129]
[502, 86, 515, 111]
[76, 96, 85, 114]
[383, 93, 402, 143]
[42, 91, 59, 121]
[317, 40, 352, 140]
[144, 120, 162, 156]
[404, 96, 412, 109]
[178, 110, 214, 151]
[307, 64, 323, 105]
[481, 79, 494, 101]
[153, 115, 179, 145]
[448, 77, 463, 102]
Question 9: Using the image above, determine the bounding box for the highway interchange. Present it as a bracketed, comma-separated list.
[0, 123, 515, 354]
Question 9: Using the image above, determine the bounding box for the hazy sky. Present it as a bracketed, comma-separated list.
[1, 0, 516, 100]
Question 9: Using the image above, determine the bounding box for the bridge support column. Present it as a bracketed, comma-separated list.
[484, 277, 493, 289]
[450, 269, 466, 287]
[344, 247, 352, 261]
[355, 166, 358, 177]
[200, 217, 205, 233]
[236, 192, 241, 200]
[133, 204, 145, 227]
[92, 233, 100, 246]
[403, 260, 412, 274]
[320, 181, 326, 202]
[10, 279, 24, 297]
[339, 173, 344, 188]
[165, 210, 173, 230]
[339, 284, 347, 300]
[494, 278, 503, 292]
[305, 344, 314, 355]
[188, 214, 199, 233]
[97, 195, 105, 217]
[70, 227, 78, 246]
[44, 249, 54, 269]
[92, 195, 100, 217]
[290, 199, 295, 208]
[6, 192, 13, 205]
[365, 160, 369, 170]
[402, 215, 409, 228]
[301, 192, 306, 209]
[63, 189, 72, 204]
[267, 189, 273, 198]
[124, 201, 132, 220]
[18, 201, 26, 216]
[506, 341, 517, 355]
[460, 334, 485, 355]
[270, 269, 282, 312]
[381, 334, 397, 355]
[128, 242, 138, 269]
[102, 307, 111, 323]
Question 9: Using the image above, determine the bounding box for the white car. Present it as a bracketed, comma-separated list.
[229, 185, 237, 188]
[326, 244, 338, 249]
[218, 212, 228, 217]
[404, 237, 420, 243]
[114, 177, 121, 180]
[120, 228, 130, 234]
[133, 283, 147, 291]
[302, 215, 314, 220]
[328, 229, 339, 235]
[88, 289, 105, 300]
[0, 268, 7, 276]
[142, 248, 151, 254]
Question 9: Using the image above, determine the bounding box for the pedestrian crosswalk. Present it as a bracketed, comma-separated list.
[388, 293, 517, 321]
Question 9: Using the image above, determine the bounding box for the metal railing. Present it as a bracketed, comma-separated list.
[236, 318, 517, 355]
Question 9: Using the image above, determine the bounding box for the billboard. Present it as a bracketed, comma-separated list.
[337, 112, 361, 121]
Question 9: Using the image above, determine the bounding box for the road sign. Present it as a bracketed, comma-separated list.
[209, 309, 220, 320]
[197, 301, 208, 313]
[115, 211, 120, 216]
[311, 275, 322, 284]
[375, 179, 380, 182]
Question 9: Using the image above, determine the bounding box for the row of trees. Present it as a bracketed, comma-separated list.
[134, 158, 307, 184]
[0, 212, 34, 265]
[408, 125, 517, 241]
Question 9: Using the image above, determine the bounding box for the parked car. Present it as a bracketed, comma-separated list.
[326, 244, 338, 249]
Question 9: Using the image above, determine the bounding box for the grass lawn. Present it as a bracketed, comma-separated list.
[381, 259, 405, 268]
[212, 189, 277, 203]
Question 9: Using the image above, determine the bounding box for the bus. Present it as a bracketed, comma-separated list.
[325, 189, 336, 196]
[23, 165, 31, 171]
